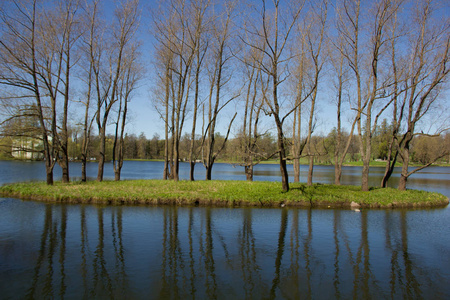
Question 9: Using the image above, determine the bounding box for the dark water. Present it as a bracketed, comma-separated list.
[1, 161, 449, 299]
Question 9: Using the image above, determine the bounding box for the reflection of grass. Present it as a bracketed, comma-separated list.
[1, 180, 448, 208]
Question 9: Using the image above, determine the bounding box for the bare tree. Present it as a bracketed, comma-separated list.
[78, 0, 100, 182]
[336, 0, 401, 191]
[380, 1, 404, 188]
[43, 0, 82, 183]
[112, 46, 141, 181]
[94, 0, 140, 182]
[388, 0, 449, 190]
[302, 0, 328, 186]
[290, 27, 308, 183]
[244, 0, 306, 191]
[330, 15, 358, 185]
[237, 38, 268, 181]
[153, 0, 203, 181]
[202, 0, 238, 180]
[188, 0, 210, 181]
[0, 0, 80, 184]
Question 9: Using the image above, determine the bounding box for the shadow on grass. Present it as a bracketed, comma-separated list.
[290, 185, 315, 207]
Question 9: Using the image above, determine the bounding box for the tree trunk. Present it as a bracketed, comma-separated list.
[293, 99, 301, 183]
[46, 167, 54, 186]
[245, 164, 253, 181]
[307, 155, 314, 186]
[334, 161, 341, 185]
[381, 145, 398, 188]
[81, 158, 87, 182]
[190, 161, 195, 181]
[398, 148, 410, 191]
[173, 153, 179, 182]
[97, 128, 105, 182]
[276, 124, 289, 192]
[398, 173, 407, 191]
[206, 163, 213, 180]
[60, 158, 70, 183]
[293, 158, 300, 183]
[361, 156, 370, 191]
[163, 138, 169, 180]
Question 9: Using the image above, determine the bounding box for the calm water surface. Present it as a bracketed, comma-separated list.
[0, 161, 449, 299]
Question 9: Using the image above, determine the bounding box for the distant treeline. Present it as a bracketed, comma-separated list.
[3, 120, 448, 166]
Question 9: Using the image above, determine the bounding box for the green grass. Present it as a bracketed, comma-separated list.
[0, 180, 448, 208]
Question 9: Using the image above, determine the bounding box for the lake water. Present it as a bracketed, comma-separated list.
[1, 161, 449, 299]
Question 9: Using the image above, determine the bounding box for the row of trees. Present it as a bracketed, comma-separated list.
[2, 122, 448, 169]
[0, 0, 141, 183]
[1, 0, 449, 192]
[151, 0, 449, 191]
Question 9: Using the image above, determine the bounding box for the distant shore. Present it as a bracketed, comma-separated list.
[1, 180, 448, 209]
[1, 157, 449, 168]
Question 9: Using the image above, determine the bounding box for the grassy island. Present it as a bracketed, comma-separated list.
[1, 180, 448, 209]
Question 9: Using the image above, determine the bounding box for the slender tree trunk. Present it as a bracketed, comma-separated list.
[381, 144, 398, 188]
[97, 127, 106, 182]
[293, 97, 301, 183]
[173, 142, 179, 181]
[205, 157, 214, 180]
[334, 76, 342, 185]
[307, 155, 314, 186]
[189, 47, 203, 181]
[293, 160, 300, 183]
[163, 66, 170, 180]
[189, 161, 195, 181]
[81, 158, 87, 182]
[81, 101, 90, 182]
[361, 157, 370, 191]
[275, 120, 289, 192]
[334, 163, 341, 185]
[60, 48, 71, 184]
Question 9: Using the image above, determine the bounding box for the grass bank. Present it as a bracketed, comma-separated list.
[1, 180, 448, 208]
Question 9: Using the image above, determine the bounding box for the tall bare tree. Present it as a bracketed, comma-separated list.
[336, 0, 401, 191]
[244, 0, 306, 191]
[330, 13, 358, 185]
[387, 0, 449, 190]
[112, 46, 141, 181]
[153, 0, 203, 181]
[45, 0, 81, 183]
[290, 28, 308, 183]
[202, 0, 238, 180]
[302, 0, 328, 186]
[237, 36, 268, 181]
[94, 0, 140, 182]
[188, 0, 210, 181]
[0, 0, 80, 184]
[380, 1, 404, 188]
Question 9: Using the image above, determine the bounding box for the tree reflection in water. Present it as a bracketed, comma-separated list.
[238, 209, 260, 298]
[27, 205, 67, 299]
[12, 204, 448, 298]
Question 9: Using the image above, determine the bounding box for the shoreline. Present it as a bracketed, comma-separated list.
[1, 180, 448, 209]
[1, 158, 449, 168]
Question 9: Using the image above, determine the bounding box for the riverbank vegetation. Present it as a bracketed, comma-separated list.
[1, 180, 448, 209]
[1, 131, 449, 167]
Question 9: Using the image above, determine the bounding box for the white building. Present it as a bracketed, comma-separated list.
[11, 137, 44, 160]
